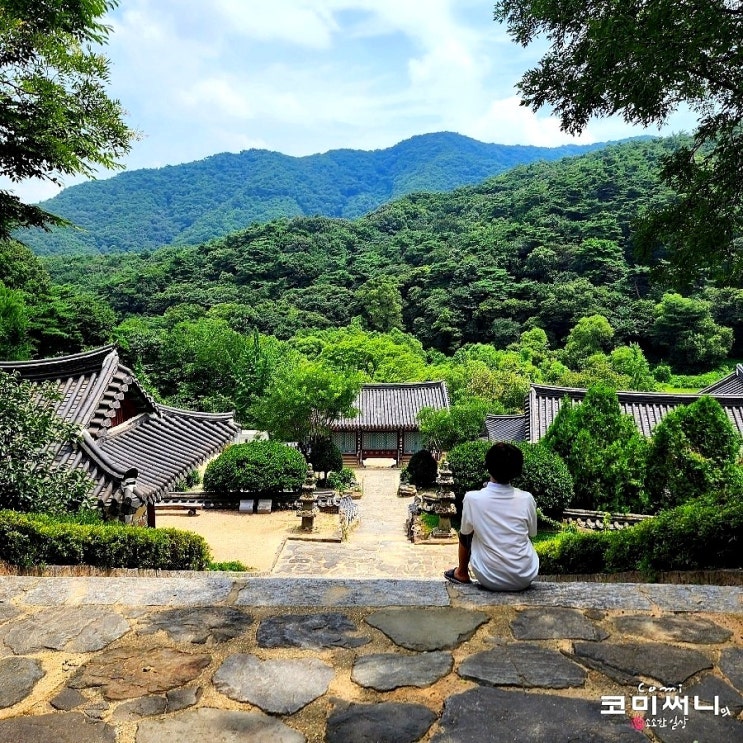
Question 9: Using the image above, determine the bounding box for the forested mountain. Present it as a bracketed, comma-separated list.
[44, 135, 741, 370]
[22, 132, 622, 256]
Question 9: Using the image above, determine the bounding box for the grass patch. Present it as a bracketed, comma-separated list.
[208, 560, 252, 571]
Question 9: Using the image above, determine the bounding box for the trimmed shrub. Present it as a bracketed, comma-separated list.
[327, 467, 357, 491]
[203, 440, 307, 495]
[513, 443, 574, 516]
[543, 384, 647, 513]
[309, 437, 343, 481]
[536, 495, 743, 576]
[406, 449, 438, 487]
[0, 510, 211, 570]
[645, 396, 741, 512]
[447, 440, 491, 498]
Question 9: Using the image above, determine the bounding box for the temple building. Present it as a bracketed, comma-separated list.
[485, 379, 743, 443]
[0, 346, 239, 524]
[330, 381, 449, 466]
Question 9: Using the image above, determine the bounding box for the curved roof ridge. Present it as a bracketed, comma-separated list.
[361, 380, 447, 387]
[156, 403, 237, 422]
[0, 345, 116, 379]
[76, 347, 121, 428]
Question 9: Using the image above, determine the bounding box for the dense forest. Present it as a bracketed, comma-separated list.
[4, 136, 742, 427]
[19, 132, 618, 256]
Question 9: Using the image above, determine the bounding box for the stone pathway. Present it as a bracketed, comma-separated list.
[1, 575, 742, 742]
[274, 467, 456, 578]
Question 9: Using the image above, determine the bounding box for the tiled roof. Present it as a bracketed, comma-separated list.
[701, 365, 743, 395]
[484, 414, 527, 442]
[332, 381, 449, 431]
[0, 347, 239, 503]
[485, 383, 743, 443]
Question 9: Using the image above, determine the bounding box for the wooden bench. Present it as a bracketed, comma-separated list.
[155, 499, 204, 516]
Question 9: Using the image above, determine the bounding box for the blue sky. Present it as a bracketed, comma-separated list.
[11, 0, 696, 203]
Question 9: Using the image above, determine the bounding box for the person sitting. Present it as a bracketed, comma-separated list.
[444, 442, 539, 591]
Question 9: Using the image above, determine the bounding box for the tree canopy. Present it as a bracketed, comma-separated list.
[0, 0, 134, 239]
[493, 0, 743, 284]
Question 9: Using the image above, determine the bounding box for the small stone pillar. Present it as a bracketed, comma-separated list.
[297, 464, 318, 531]
[431, 460, 457, 539]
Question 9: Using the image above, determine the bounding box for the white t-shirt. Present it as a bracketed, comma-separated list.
[460, 481, 539, 591]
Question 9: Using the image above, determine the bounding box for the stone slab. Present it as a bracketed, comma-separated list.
[135, 707, 305, 743]
[237, 578, 451, 607]
[256, 499, 272, 514]
[458, 644, 587, 689]
[572, 642, 713, 686]
[430, 687, 645, 742]
[683, 674, 743, 715]
[137, 607, 253, 644]
[326, 702, 436, 743]
[50, 688, 87, 711]
[651, 706, 743, 743]
[448, 581, 655, 611]
[21, 577, 234, 606]
[612, 615, 733, 644]
[1, 606, 129, 653]
[351, 651, 453, 691]
[0, 712, 116, 743]
[70, 647, 211, 700]
[165, 686, 202, 712]
[111, 695, 168, 722]
[637, 584, 743, 614]
[213, 654, 334, 714]
[0, 603, 19, 625]
[720, 647, 743, 693]
[239, 499, 255, 513]
[510, 607, 609, 640]
[256, 612, 369, 649]
[0, 656, 43, 708]
[365, 607, 488, 650]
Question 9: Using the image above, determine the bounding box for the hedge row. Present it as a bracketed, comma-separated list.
[0, 510, 211, 570]
[537, 497, 743, 577]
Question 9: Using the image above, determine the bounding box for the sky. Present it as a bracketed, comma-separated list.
[10, 0, 696, 204]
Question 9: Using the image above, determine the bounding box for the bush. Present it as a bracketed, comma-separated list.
[513, 443, 574, 516]
[543, 384, 647, 513]
[0, 372, 92, 514]
[327, 467, 358, 491]
[536, 495, 743, 576]
[309, 438, 343, 481]
[645, 396, 741, 512]
[447, 440, 491, 498]
[405, 449, 438, 487]
[0, 510, 211, 570]
[203, 440, 307, 495]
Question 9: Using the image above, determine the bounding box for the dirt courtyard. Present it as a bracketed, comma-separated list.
[155, 508, 341, 572]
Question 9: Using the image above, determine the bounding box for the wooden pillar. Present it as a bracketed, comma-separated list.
[147, 502, 156, 528]
[397, 430, 403, 466]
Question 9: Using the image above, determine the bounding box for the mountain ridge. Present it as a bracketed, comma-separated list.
[20, 132, 643, 256]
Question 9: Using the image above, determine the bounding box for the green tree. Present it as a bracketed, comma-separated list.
[418, 398, 490, 453]
[645, 396, 741, 513]
[308, 437, 343, 483]
[494, 1, 743, 283]
[543, 385, 647, 512]
[0, 370, 91, 513]
[1, 0, 134, 237]
[0, 283, 29, 359]
[355, 276, 403, 332]
[252, 358, 361, 453]
[562, 314, 615, 370]
[651, 293, 733, 372]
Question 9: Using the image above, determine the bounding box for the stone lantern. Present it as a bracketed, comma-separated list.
[297, 464, 318, 531]
[431, 460, 457, 539]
